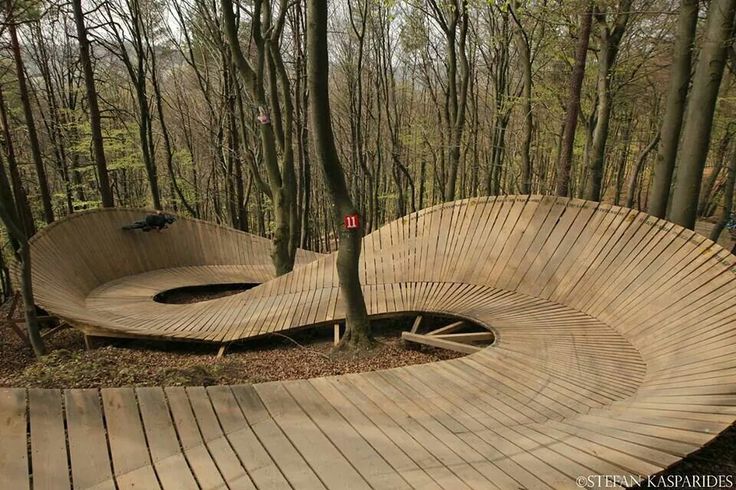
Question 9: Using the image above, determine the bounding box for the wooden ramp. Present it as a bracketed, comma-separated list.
[2, 196, 735, 488]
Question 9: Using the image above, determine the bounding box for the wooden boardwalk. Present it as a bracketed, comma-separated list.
[2, 196, 736, 488]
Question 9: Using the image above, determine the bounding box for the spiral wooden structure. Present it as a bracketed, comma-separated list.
[2, 195, 735, 489]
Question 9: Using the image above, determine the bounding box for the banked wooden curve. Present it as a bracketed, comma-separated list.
[1, 195, 735, 489]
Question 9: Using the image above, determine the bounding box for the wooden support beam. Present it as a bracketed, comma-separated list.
[334, 324, 341, 346]
[401, 332, 481, 355]
[434, 332, 493, 344]
[83, 335, 105, 350]
[410, 315, 423, 333]
[426, 320, 465, 336]
[216, 343, 228, 358]
[5, 321, 29, 348]
[41, 322, 68, 339]
[3, 293, 30, 348]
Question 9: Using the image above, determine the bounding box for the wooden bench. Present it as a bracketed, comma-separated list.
[2, 195, 734, 488]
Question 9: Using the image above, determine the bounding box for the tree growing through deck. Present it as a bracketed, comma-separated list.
[307, 0, 372, 349]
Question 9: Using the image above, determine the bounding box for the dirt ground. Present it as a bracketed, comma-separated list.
[0, 316, 463, 389]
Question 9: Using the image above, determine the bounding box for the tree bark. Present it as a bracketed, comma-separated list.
[710, 146, 736, 242]
[0, 152, 44, 357]
[648, 0, 698, 218]
[0, 85, 34, 235]
[625, 132, 660, 208]
[584, 1, 632, 202]
[148, 30, 196, 216]
[556, 3, 594, 197]
[669, 0, 736, 229]
[698, 129, 733, 216]
[511, 2, 533, 194]
[222, 0, 298, 275]
[7, 12, 54, 223]
[307, 0, 372, 349]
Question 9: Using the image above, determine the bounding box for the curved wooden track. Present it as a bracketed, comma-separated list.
[2, 195, 735, 489]
[20, 207, 323, 341]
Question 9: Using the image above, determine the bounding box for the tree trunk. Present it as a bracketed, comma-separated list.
[222, 0, 297, 275]
[511, 2, 533, 194]
[556, 3, 593, 197]
[669, 0, 736, 229]
[0, 85, 34, 235]
[149, 34, 196, 216]
[584, 2, 632, 202]
[307, 0, 372, 350]
[613, 113, 634, 205]
[698, 130, 733, 216]
[0, 153, 44, 357]
[710, 147, 736, 242]
[648, 0, 698, 218]
[625, 132, 660, 208]
[7, 14, 54, 223]
[72, 0, 115, 208]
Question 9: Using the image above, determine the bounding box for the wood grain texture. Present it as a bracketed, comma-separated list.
[4, 196, 735, 488]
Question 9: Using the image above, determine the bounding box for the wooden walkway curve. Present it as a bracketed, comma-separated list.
[2, 196, 736, 489]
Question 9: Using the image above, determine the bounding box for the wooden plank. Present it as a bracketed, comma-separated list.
[426, 320, 465, 336]
[164, 387, 228, 490]
[206, 386, 291, 489]
[401, 332, 481, 354]
[185, 387, 255, 489]
[0, 388, 29, 490]
[64, 389, 115, 490]
[284, 381, 411, 489]
[410, 314, 423, 333]
[101, 388, 161, 489]
[255, 382, 372, 489]
[28, 389, 70, 490]
[434, 332, 494, 343]
[230, 385, 326, 489]
[136, 387, 199, 490]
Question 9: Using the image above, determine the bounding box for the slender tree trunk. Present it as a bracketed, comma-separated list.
[669, 0, 736, 229]
[584, 2, 632, 202]
[0, 85, 34, 235]
[149, 37, 196, 216]
[710, 147, 736, 242]
[0, 154, 44, 357]
[136, 80, 162, 210]
[614, 113, 634, 205]
[511, 2, 532, 194]
[307, 0, 371, 349]
[648, 0, 698, 218]
[556, 3, 593, 197]
[698, 130, 733, 216]
[7, 14, 54, 223]
[625, 132, 660, 208]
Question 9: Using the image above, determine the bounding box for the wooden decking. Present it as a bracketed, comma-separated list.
[2, 196, 736, 488]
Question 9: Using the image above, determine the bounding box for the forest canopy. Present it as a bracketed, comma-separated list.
[0, 0, 733, 254]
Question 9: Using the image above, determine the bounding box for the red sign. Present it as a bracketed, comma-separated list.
[344, 213, 360, 230]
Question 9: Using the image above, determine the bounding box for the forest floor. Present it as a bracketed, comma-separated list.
[0, 315, 462, 389]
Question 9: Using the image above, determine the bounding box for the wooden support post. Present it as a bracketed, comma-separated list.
[216, 343, 228, 358]
[333, 323, 341, 346]
[410, 315, 423, 333]
[3, 292, 30, 349]
[83, 335, 104, 350]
